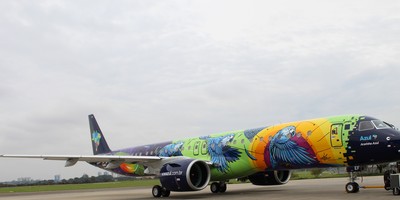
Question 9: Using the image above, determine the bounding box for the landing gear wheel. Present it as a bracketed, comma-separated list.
[219, 183, 227, 193]
[161, 187, 170, 197]
[345, 182, 359, 193]
[210, 182, 220, 193]
[394, 188, 400, 195]
[152, 185, 162, 198]
[210, 182, 227, 193]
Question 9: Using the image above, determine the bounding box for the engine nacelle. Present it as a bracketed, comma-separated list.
[248, 170, 291, 185]
[159, 159, 210, 191]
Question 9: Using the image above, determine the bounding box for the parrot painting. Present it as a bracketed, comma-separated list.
[265, 126, 317, 169]
[159, 142, 184, 157]
[203, 134, 241, 173]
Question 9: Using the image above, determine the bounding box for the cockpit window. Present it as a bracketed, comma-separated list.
[372, 120, 391, 129]
[358, 121, 375, 131]
[359, 120, 394, 131]
[384, 122, 398, 130]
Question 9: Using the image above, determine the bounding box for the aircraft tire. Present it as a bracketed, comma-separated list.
[345, 182, 359, 193]
[219, 183, 227, 193]
[161, 187, 170, 197]
[210, 182, 220, 193]
[152, 185, 162, 197]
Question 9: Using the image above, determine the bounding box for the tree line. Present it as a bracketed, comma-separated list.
[0, 174, 117, 187]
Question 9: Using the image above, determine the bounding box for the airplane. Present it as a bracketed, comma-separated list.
[1, 114, 400, 197]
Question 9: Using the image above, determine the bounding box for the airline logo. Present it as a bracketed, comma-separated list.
[360, 134, 377, 141]
[92, 131, 102, 151]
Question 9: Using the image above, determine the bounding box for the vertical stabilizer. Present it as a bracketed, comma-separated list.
[89, 114, 111, 155]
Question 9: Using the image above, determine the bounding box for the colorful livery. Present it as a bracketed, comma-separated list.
[2, 114, 400, 197]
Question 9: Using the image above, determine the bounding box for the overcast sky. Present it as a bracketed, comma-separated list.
[0, 0, 399, 181]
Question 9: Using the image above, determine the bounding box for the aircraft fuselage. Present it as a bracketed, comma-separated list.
[91, 115, 400, 181]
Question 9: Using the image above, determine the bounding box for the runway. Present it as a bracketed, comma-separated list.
[0, 176, 395, 200]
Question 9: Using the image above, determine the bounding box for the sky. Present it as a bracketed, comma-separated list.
[0, 0, 399, 181]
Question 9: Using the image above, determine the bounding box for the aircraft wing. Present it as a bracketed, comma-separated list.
[0, 154, 211, 173]
[0, 154, 164, 167]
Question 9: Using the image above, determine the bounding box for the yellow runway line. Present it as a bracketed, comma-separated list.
[360, 186, 385, 189]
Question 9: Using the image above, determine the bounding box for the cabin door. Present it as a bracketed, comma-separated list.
[330, 124, 343, 147]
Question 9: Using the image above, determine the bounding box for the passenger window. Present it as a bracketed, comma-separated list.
[344, 124, 350, 130]
[359, 121, 375, 131]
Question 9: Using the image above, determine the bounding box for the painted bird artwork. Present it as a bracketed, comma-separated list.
[158, 142, 184, 157]
[265, 126, 317, 169]
[203, 134, 241, 173]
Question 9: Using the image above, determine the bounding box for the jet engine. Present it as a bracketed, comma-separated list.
[159, 159, 210, 191]
[248, 170, 291, 185]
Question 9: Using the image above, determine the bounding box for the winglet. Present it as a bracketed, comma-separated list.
[89, 114, 112, 155]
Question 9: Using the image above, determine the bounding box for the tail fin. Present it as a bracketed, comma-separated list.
[89, 114, 112, 155]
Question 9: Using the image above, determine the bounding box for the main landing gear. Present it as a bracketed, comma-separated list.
[210, 182, 227, 193]
[152, 185, 170, 198]
[151, 182, 227, 197]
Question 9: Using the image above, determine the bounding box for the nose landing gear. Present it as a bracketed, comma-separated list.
[345, 171, 360, 193]
[345, 167, 399, 194]
[345, 182, 360, 193]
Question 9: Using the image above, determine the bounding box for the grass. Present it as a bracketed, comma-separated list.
[1, 171, 373, 194]
[291, 170, 349, 180]
[0, 179, 160, 193]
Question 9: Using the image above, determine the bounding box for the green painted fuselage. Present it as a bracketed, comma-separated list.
[95, 115, 400, 181]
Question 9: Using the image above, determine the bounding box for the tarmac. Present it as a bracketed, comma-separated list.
[0, 176, 396, 200]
